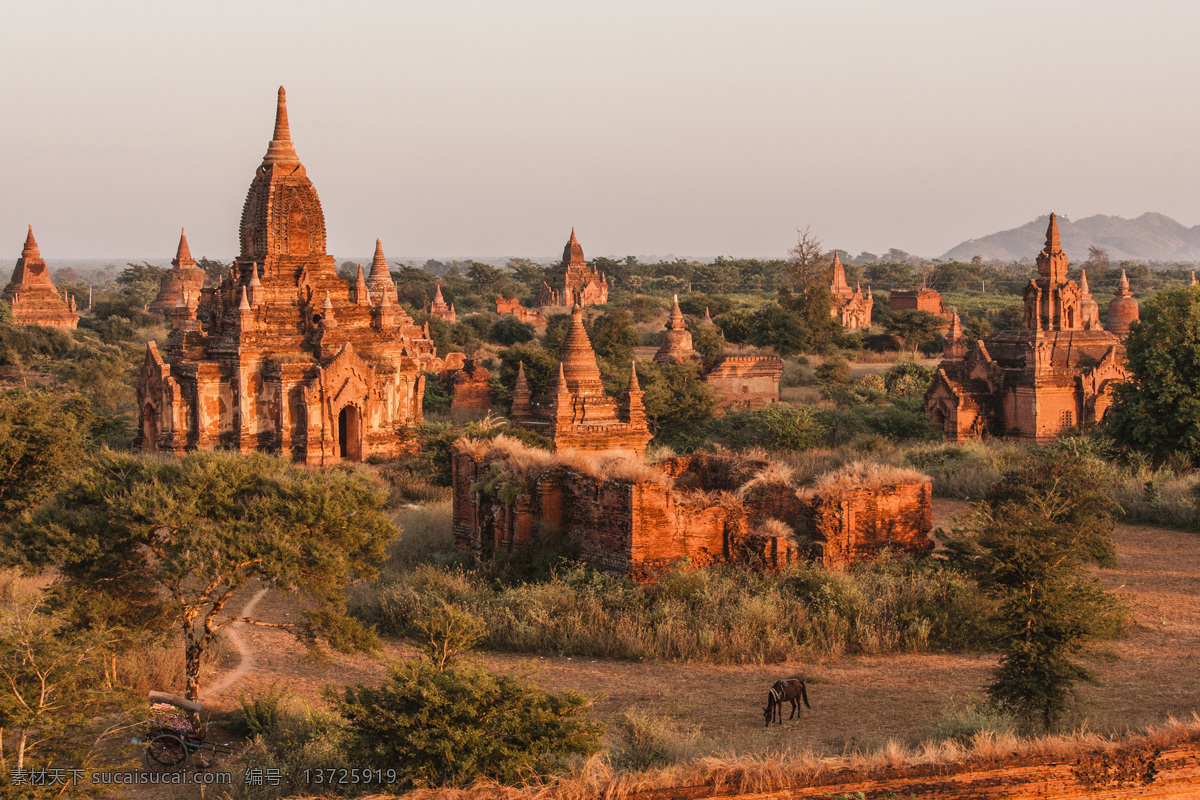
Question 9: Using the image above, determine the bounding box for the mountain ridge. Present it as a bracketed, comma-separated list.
[942, 212, 1200, 262]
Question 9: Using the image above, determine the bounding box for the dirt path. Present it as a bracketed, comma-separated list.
[198, 587, 267, 701]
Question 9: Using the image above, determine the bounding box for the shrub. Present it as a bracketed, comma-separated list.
[330, 659, 603, 789]
[235, 681, 291, 737]
[883, 361, 935, 400]
[488, 315, 536, 345]
[610, 709, 701, 771]
[814, 356, 852, 385]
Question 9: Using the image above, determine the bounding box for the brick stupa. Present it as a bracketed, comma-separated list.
[927, 213, 1131, 442]
[653, 295, 695, 365]
[429, 284, 456, 325]
[511, 305, 651, 456]
[536, 228, 609, 307]
[137, 87, 447, 463]
[3, 226, 79, 330]
[149, 228, 206, 317]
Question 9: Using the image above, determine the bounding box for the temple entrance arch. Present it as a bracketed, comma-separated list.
[142, 404, 159, 453]
[338, 405, 361, 461]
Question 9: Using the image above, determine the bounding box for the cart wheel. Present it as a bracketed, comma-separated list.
[145, 733, 189, 770]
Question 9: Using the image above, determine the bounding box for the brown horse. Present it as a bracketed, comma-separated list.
[763, 679, 810, 727]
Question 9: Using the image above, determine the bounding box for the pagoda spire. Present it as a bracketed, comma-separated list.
[1046, 212, 1062, 253]
[22, 225, 38, 258]
[667, 294, 686, 330]
[512, 361, 532, 422]
[355, 263, 369, 305]
[831, 250, 848, 291]
[560, 304, 603, 386]
[262, 86, 300, 166]
[1079, 268, 1091, 295]
[1117, 269, 1132, 296]
[174, 228, 193, 266]
[434, 283, 445, 304]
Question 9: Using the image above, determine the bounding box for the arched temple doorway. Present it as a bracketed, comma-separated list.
[338, 405, 361, 461]
[142, 405, 159, 453]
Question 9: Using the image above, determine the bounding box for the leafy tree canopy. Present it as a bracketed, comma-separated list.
[6, 450, 396, 699]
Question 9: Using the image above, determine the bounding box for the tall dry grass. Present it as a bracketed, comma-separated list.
[354, 553, 993, 664]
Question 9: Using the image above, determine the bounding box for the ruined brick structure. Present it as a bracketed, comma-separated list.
[535, 228, 609, 308]
[511, 305, 652, 457]
[494, 296, 547, 326]
[830, 251, 872, 329]
[149, 229, 207, 318]
[440, 357, 495, 413]
[428, 284, 456, 325]
[926, 213, 1136, 442]
[3, 226, 79, 330]
[452, 442, 933, 581]
[136, 87, 446, 464]
[798, 467, 934, 570]
[652, 295, 782, 410]
[888, 284, 948, 319]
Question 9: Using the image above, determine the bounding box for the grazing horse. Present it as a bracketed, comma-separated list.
[763, 679, 810, 727]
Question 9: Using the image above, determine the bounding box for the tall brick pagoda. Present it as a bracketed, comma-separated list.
[3, 226, 79, 330]
[829, 251, 872, 329]
[137, 87, 440, 463]
[149, 228, 206, 317]
[926, 213, 1133, 442]
[536, 228, 609, 307]
[511, 305, 651, 456]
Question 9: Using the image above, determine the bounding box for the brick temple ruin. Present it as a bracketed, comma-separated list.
[653, 295, 783, 410]
[830, 251, 872, 329]
[452, 440, 934, 580]
[494, 296, 547, 326]
[926, 213, 1138, 442]
[535, 228, 609, 308]
[428, 284, 456, 325]
[3, 226, 79, 330]
[889, 282, 948, 320]
[136, 87, 454, 463]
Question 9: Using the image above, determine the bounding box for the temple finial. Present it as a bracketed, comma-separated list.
[1046, 212, 1061, 252]
[175, 228, 193, 264]
[628, 360, 641, 391]
[23, 224, 38, 256]
[263, 86, 299, 164]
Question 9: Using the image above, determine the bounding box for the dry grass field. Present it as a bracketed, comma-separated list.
[118, 497, 1200, 798]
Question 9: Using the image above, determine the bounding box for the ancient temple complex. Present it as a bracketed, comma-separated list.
[3, 226, 79, 330]
[137, 87, 443, 464]
[511, 305, 651, 456]
[829, 251, 872, 329]
[536, 229, 609, 307]
[652, 295, 782, 410]
[926, 213, 1135, 442]
[149, 229, 206, 317]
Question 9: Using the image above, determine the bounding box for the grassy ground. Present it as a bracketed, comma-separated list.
[116, 496, 1200, 798]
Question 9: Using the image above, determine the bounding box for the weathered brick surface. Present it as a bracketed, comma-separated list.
[801, 481, 934, 570]
[149, 229, 206, 317]
[441, 358, 494, 413]
[495, 296, 547, 326]
[535, 228, 609, 307]
[829, 251, 872, 329]
[889, 286, 948, 318]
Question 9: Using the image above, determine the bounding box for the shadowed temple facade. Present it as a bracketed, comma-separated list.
[137, 88, 446, 464]
[926, 213, 1138, 442]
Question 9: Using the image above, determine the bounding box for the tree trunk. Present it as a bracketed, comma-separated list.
[184, 635, 204, 702]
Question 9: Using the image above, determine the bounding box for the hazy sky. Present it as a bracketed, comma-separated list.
[4, 0, 1199, 262]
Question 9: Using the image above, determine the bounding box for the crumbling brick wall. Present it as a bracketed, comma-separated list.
[801, 481, 934, 570]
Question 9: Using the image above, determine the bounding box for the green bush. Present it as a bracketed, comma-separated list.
[235, 681, 290, 737]
[814, 356, 852, 385]
[329, 659, 602, 789]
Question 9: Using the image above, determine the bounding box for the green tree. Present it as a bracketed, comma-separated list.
[588, 308, 640, 365]
[7, 450, 395, 700]
[0, 390, 95, 522]
[487, 315, 536, 346]
[1107, 286, 1200, 463]
[887, 310, 945, 359]
[636, 361, 716, 442]
[330, 658, 602, 790]
[943, 449, 1123, 729]
[115, 261, 170, 307]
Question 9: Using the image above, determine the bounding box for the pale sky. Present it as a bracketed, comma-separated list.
[3, 0, 1199, 262]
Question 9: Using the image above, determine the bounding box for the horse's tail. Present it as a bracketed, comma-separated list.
[799, 680, 810, 709]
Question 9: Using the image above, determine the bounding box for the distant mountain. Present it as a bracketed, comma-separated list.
[942, 213, 1200, 263]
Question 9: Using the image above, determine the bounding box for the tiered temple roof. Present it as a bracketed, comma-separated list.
[511, 305, 651, 456]
[536, 228, 609, 307]
[3, 226, 78, 330]
[829, 251, 872, 329]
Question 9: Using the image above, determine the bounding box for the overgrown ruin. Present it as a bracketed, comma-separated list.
[452, 438, 934, 581]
